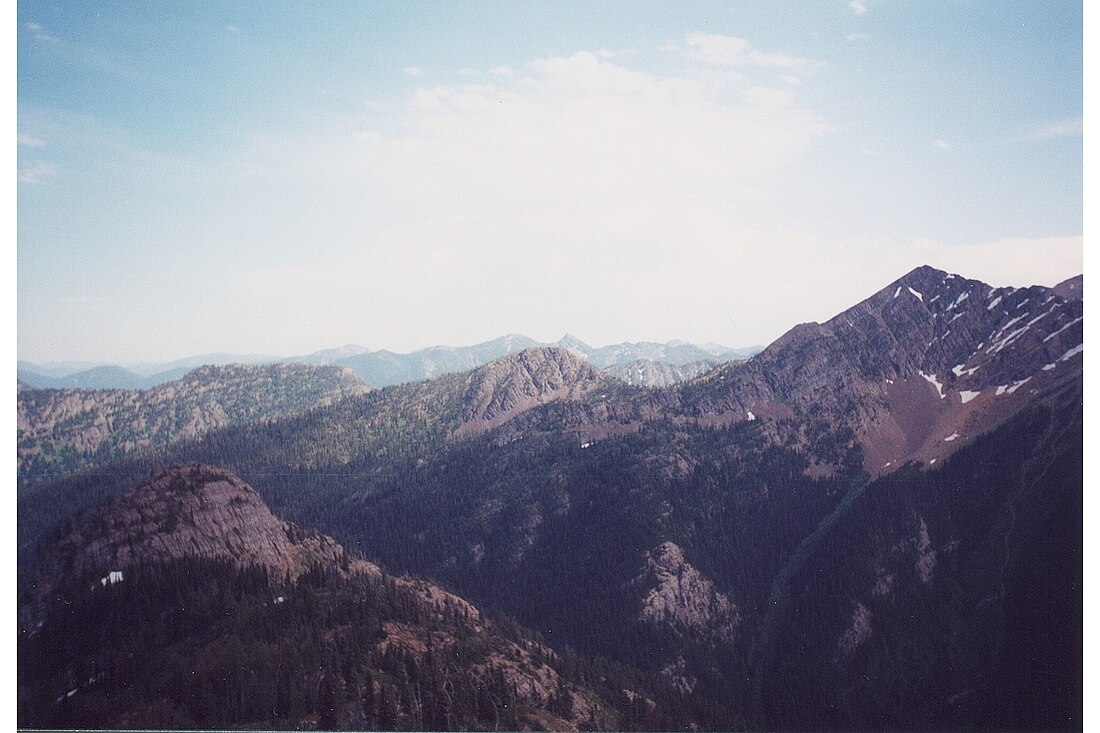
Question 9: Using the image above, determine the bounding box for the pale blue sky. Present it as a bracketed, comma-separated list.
[17, 1, 1083, 362]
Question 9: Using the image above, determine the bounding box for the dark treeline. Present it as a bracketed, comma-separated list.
[20, 556, 737, 730]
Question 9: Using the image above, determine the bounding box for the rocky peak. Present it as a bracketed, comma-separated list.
[458, 348, 607, 434]
[680, 265, 1083, 475]
[25, 463, 372, 618]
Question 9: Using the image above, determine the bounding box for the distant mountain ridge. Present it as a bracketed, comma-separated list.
[20, 336, 757, 390]
[17, 363, 369, 488]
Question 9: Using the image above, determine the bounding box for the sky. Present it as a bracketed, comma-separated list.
[16, 1, 1084, 364]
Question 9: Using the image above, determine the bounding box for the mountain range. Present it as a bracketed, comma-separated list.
[17, 266, 1082, 731]
[19, 335, 757, 391]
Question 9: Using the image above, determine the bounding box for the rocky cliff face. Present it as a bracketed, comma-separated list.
[634, 542, 740, 643]
[25, 463, 373, 615]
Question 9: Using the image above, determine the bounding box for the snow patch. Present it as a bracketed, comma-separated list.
[581, 442, 592, 449]
[919, 371, 946, 399]
[1057, 343, 1084, 362]
[907, 286, 924, 301]
[995, 385, 1007, 396]
[746, 411, 756, 421]
[944, 433, 960, 442]
[1006, 377, 1031, 394]
[988, 325, 1031, 354]
[100, 570, 124, 587]
[959, 390, 981, 404]
[987, 295, 1002, 310]
[1042, 316, 1083, 343]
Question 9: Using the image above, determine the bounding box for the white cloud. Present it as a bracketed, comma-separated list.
[18, 132, 46, 147]
[933, 138, 950, 149]
[1029, 117, 1082, 140]
[488, 65, 516, 77]
[457, 67, 479, 77]
[25, 21, 42, 31]
[226, 24, 241, 34]
[849, 0, 867, 15]
[203, 48, 834, 350]
[19, 160, 58, 183]
[594, 48, 638, 59]
[684, 32, 823, 70]
[780, 75, 801, 86]
[403, 66, 424, 77]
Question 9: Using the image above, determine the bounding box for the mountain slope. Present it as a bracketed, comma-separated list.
[21, 464, 729, 731]
[17, 363, 370, 489]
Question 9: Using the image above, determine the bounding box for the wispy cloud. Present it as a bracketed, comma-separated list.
[1029, 117, 1082, 140]
[488, 65, 516, 78]
[594, 48, 638, 59]
[19, 160, 58, 183]
[25, 21, 42, 31]
[18, 132, 46, 148]
[933, 138, 951, 149]
[846, 32, 871, 41]
[403, 66, 424, 77]
[849, 0, 867, 15]
[684, 32, 823, 70]
[225, 24, 241, 34]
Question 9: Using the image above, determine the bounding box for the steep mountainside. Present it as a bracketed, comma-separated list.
[21, 464, 724, 731]
[17, 363, 369, 489]
[18, 266, 1081, 730]
[675, 265, 1083, 474]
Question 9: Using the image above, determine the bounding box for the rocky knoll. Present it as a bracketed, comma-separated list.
[24, 463, 373, 613]
[456, 348, 608, 435]
[17, 363, 369, 487]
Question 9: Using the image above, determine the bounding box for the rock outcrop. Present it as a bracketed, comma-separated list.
[634, 541, 740, 643]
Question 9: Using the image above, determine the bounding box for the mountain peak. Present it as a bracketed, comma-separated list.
[457, 348, 606, 435]
[26, 463, 370, 621]
[555, 333, 593, 353]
